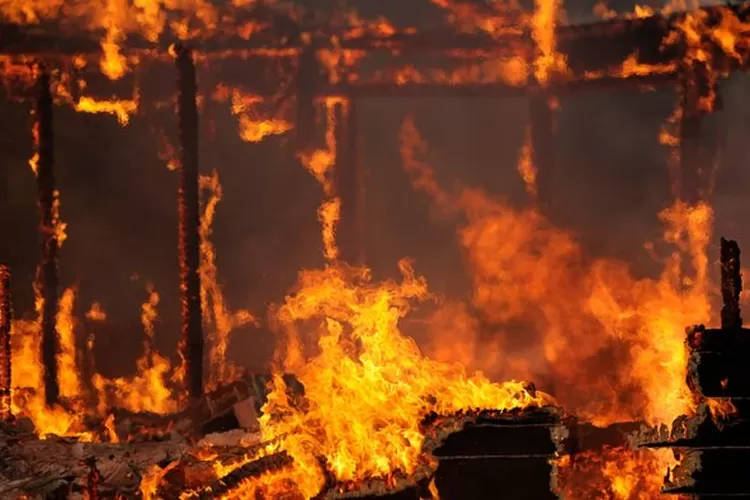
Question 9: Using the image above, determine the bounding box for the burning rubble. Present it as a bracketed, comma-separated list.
[1, 0, 750, 498]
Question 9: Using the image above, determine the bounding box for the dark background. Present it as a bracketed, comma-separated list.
[2, 0, 750, 380]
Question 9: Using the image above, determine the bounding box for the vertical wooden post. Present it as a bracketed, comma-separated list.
[679, 59, 719, 204]
[36, 68, 60, 407]
[296, 43, 319, 156]
[175, 46, 204, 400]
[0, 265, 11, 420]
[528, 93, 556, 213]
[333, 98, 364, 264]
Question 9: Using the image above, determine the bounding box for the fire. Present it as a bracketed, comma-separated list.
[10, 288, 91, 438]
[56, 287, 82, 401]
[104, 413, 119, 443]
[86, 302, 107, 322]
[299, 97, 342, 261]
[199, 171, 256, 390]
[399, 115, 711, 427]
[213, 85, 293, 143]
[74, 95, 139, 126]
[185, 93, 553, 498]
[531, 0, 568, 84]
[517, 124, 537, 197]
[554, 448, 671, 499]
[258, 261, 550, 497]
[92, 285, 180, 415]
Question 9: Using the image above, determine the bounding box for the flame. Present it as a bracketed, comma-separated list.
[517, 124, 537, 197]
[258, 261, 550, 497]
[554, 448, 672, 499]
[428, 477, 440, 499]
[104, 413, 119, 443]
[201, 91, 553, 497]
[56, 287, 82, 401]
[531, 0, 568, 84]
[86, 303, 107, 322]
[75, 96, 139, 126]
[54, 73, 140, 125]
[10, 288, 91, 438]
[399, 116, 711, 427]
[593, 1, 617, 20]
[213, 85, 293, 143]
[299, 98, 344, 261]
[199, 171, 256, 390]
[92, 285, 179, 415]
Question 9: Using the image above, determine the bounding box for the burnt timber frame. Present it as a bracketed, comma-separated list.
[0, 3, 746, 404]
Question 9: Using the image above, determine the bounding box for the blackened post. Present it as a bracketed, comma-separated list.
[679, 60, 718, 204]
[175, 45, 204, 399]
[36, 69, 60, 406]
[0, 265, 11, 420]
[296, 43, 319, 155]
[349, 99, 365, 265]
[334, 99, 364, 264]
[529, 94, 556, 213]
[720, 237, 742, 330]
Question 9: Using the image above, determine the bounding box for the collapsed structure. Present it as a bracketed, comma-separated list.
[1, 0, 750, 498]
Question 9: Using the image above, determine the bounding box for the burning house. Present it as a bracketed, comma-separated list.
[0, 0, 750, 498]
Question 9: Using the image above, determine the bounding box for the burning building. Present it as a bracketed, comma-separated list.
[0, 0, 750, 498]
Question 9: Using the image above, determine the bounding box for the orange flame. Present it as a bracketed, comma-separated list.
[199, 171, 256, 390]
[259, 260, 551, 497]
[56, 287, 82, 401]
[92, 285, 179, 415]
[517, 124, 537, 198]
[213, 85, 293, 143]
[399, 116, 711, 427]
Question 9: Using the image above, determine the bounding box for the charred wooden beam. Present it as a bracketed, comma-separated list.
[318, 74, 676, 99]
[529, 93, 557, 214]
[1, 3, 749, 66]
[296, 45, 320, 155]
[175, 45, 204, 400]
[0, 264, 11, 420]
[35, 68, 60, 407]
[720, 237, 743, 330]
[333, 99, 364, 265]
[639, 404, 750, 449]
[679, 59, 719, 204]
